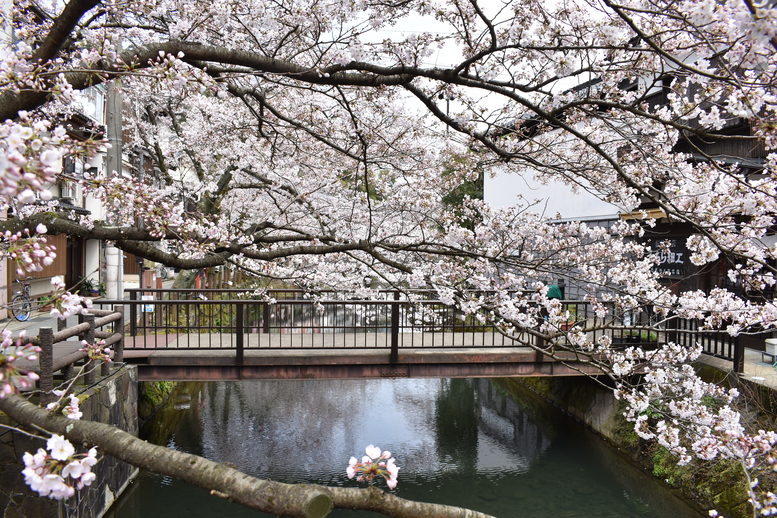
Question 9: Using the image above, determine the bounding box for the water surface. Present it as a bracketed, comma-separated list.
[106, 378, 701, 517]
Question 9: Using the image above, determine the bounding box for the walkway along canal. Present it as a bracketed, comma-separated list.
[105, 378, 703, 518]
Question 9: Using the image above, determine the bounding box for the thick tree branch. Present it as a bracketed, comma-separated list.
[116, 240, 233, 268]
[0, 214, 178, 241]
[32, 0, 101, 64]
[0, 40, 413, 120]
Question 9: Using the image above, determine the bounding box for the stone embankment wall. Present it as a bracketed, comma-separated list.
[496, 366, 775, 518]
[138, 380, 178, 422]
[0, 365, 138, 517]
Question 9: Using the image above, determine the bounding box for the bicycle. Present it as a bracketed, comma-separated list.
[10, 279, 32, 322]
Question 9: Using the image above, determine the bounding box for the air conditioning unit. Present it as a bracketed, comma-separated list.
[59, 181, 77, 200]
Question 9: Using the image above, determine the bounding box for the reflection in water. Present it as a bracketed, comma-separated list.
[475, 379, 552, 475]
[106, 378, 702, 518]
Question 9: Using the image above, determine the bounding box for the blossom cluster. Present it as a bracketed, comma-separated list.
[91, 177, 186, 239]
[22, 435, 98, 500]
[0, 330, 40, 398]
[79, 340, 111, 363]
[49, 276, 93, 320]
[346, 445, 399, 489]
[4, 224, 57, 276]
[0, 118, 60, 207]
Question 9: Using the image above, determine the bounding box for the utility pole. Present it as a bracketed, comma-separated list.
[105, 78, 124, 299]
[136, 152, 145, 289]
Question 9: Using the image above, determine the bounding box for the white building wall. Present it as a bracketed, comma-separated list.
[0, 1, 11, 42]
[484, 170, 621, 220]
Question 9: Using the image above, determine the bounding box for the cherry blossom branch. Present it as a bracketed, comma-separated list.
[31, 0, 101, 64]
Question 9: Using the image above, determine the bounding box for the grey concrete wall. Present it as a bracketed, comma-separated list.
[0, 365, 138, 517]
[502, 376, 624, 441]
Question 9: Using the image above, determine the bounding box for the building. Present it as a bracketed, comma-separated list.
[484, 70, 768, 302]
[0, 1, 128, 318]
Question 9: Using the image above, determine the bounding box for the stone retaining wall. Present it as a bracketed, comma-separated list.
[0, 364, 138, 517]
[497, 369, 764, 518]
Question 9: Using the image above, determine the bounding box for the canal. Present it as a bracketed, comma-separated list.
[105, 378, 702, 517]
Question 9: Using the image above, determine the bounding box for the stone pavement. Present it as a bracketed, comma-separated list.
[698, 346, 777, 391]
[0, 308, 71, 337]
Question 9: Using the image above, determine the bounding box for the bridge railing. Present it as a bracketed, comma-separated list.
[665, 317, 743, 371]
[92, 290, 743, 371]
[94, 295, 533, 358]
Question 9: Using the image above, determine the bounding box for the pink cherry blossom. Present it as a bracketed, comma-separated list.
[0, 332, 42, 398]
[346, 446, 399, 490]
[21, 437, 99, 500]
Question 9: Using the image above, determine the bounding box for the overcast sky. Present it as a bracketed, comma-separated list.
[484, 171, 622, 219]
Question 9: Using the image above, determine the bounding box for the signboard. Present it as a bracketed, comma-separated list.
[141, 295, 155, 313]
[646, 238, 688, 278]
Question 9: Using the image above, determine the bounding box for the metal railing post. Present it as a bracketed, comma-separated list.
[262, 302, 270, 333]
[666, 314, 678, 345]
[390, 291, 399, 363]
[39, 327, 54, 406]
[235, 302, 244, 366]
[733, 335, 744, 374]
[535, 334, 547, 364]
[114, 304, 125, 363]
[129, 291, 137, 336]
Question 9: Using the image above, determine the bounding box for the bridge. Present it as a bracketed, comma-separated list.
[58, 288, 741, 381]
[24, 288, 744, 383]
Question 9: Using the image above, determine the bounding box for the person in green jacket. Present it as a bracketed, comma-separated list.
[547, 284, 563, 300]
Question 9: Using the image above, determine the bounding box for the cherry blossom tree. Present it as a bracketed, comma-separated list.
[1, 0, 777, 516]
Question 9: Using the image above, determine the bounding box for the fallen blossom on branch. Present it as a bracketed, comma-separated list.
[346, 445, 399, 489]
[46, 393, 83, 420]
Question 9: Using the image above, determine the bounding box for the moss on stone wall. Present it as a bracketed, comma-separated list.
[648, 444, 750, 517]
[138, 381, 178, 421]
[611, 399, 640, 451]
[650, 444, 691, 485]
